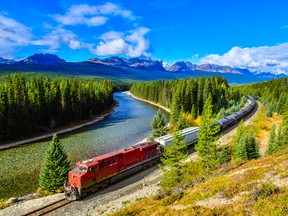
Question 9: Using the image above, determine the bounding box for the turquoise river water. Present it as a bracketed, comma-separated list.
[0, 92, 167, 199]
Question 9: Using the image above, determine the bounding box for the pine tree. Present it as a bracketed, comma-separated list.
[282, 108, 288, 147]
[236, 120, 245, 144]
[246, 133, 260, 159]
[266, 124, 277, 155]
[170, 90, 182, 125]
[191, 104, 197, 119]
[219, 145, 231, 164]
[160, 132, 188, 191]
[233, 136, 248, 161]
[234, 128, 260, 161]
[195, 94, 219, 170]
[39, 134, 70, 192]
[266, 105, 272, 117]
[276, 124, 283, 150]
[161, 132, 188, 169]
[150, 109, 168, 139]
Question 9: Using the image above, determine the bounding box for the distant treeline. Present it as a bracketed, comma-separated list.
[130, 76, 242, 126]
[0, 74, 114, 142]
[239, 78, 288, 115]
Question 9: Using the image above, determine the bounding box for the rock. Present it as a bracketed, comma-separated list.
[7, 197, 18, 204]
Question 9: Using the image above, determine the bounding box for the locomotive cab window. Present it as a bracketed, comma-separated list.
[111, 156, 116, 164]
[89, 165, 98, 171]
[79, 166, 87, 171]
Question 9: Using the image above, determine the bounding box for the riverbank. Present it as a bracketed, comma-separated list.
[0, 101, 119, 151]
[126, 91, 171, 113]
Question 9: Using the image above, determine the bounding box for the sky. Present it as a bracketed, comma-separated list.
[1, 0, 288, 74]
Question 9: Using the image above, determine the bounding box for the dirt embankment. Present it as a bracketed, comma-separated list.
[127, 91, 171, 113]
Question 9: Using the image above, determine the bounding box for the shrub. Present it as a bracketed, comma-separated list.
[266, 106, 272, 117]
[219, 145, 231, 164]
[162, 191, 184, 206]
[251, 181, 280, 202]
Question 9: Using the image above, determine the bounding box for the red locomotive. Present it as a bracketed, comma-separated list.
[64, 141, 160, 200]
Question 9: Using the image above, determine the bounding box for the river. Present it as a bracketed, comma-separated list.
[0, 92, 168, 199]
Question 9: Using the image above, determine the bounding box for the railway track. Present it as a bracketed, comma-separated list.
[21, 198, 73, 216]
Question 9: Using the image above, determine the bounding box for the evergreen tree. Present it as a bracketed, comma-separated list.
[266, 124, 277, 155]
[150, 109, 168, 139]
[236, 120, 245, 144]
[233, 121, 248, 161]
[195, 94, 219, 170]
[160, 132, 188, 191]
[170, 90, 182, 125]
[266, 105, 272, 117]
[276, 124, 283, 149]
[282, 110, 288, 147]
[161, 132, 188, 169]
[246, 133, 260, 159]
[219, 145, 231, 164]
[175, 112, 190, 131]
[39, 134, 70, 192]
[233, 136, 248, 161]
[191, 104, 197, 119]
[234, 128, 259, 161]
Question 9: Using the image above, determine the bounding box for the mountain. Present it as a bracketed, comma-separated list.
[167, 61, 197, 72]
[0, 53, 286, 84]
[167, 62, 241, 74]
[16, 54, 66, 65]
[196, 63, 241, 74]
[86, 56, 165, 71]
[0, 57, 16, 65]
[86, 56, 130, 66]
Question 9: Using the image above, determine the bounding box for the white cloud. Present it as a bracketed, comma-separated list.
[0, 3, 149, 59]
[0, 14, 32, 57]
[90, 27, 151, 57]
[53, 3, 135, 26]
[32, 27, 88, 52]
[201, 43, 288, 75]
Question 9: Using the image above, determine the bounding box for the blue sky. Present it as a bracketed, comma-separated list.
[1, 0, 288, 74]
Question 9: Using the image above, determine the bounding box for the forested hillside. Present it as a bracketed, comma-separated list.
[0, 74, 114, 143]
[113, 77, 288, 216]
[130, 76, 242, 127]
[239, 78, 288, 115]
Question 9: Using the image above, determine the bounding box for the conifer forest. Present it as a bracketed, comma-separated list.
[0, 74, 114, 143]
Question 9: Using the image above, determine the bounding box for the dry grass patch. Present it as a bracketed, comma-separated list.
[247, 105, 282, 154]
[110, 148, 288, 216]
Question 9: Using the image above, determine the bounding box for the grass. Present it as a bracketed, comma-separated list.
[111, 147, 288, 215]
[246, 104, 282, 154]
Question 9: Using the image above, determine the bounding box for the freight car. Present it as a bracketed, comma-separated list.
[216, 94, 256, 129]
[154, 95, 256, 147]
[64, 94, 256, 200]
[155, 127, 199, 149]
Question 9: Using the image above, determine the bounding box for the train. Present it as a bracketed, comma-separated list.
[64, 94, 256, 200]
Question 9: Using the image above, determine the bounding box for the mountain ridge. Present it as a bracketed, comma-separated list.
[16, 53, 66, 65]
[0, 57, 16, 65]
[0, 53, 286, 79]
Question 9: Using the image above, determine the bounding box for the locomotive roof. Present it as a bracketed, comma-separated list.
[77, 141, 159, 168]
